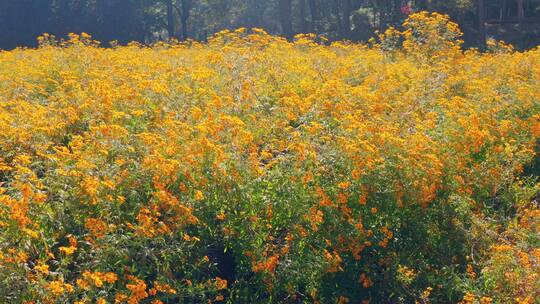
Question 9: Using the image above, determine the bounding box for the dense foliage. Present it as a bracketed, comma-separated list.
[0, 12, 539, 303]
[1, 0, 540, 50]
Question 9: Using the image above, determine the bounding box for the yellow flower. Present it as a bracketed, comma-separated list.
[194, 190, 204, 201]
[215, 277, 228, 290]
[126, 276, 148, 303]
[59, 246, 76, 255]
[47, 280, 74, 295]
[337, 181, 350, 190]
[34, 263, 49, 275]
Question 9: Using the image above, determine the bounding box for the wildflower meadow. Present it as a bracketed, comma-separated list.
[0, 12, 539, 304]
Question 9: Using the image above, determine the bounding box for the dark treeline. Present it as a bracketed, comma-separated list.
[1, 0, 540, 50]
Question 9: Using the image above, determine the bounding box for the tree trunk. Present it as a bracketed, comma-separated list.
[181, 16, 188, 40]
[333, 0, 342, 36]
[378, 1, 386, 31]
[517, 0, 524, 23]
[166, 0, 175, 39]
[342, 0, 352, 39]
[180, 0, 192, 40]
[279, 0, 293, 39]
[394, 0, 400, 21]
[299, 0, 307, 33]
[307, 0, 319, 32]
[500, 0, 506, 21]
[477, 0, 486, 46]
[246, 0, 264, 28]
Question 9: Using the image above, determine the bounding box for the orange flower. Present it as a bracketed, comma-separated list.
[215, 277, 228, 290]
[194, 190, 204, 200]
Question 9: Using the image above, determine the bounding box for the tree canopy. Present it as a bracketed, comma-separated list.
[1, 0, 540, 49]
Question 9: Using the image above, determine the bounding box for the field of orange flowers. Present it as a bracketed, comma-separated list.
[0, 12, 539, 304]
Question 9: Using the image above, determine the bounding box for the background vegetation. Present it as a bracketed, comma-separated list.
[1, 0, 540, 50]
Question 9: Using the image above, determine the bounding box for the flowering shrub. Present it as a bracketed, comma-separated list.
[0, 13, 539, 303]
[459, 180, 540, 304]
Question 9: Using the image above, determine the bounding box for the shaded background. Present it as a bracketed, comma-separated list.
[1, 0, 539, 50]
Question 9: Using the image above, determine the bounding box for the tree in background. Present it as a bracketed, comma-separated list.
[179, 0, 194, 40]
[278, 0, 293, 39]
[0, 0, 539, 49]
[167, 0, 175, 38]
